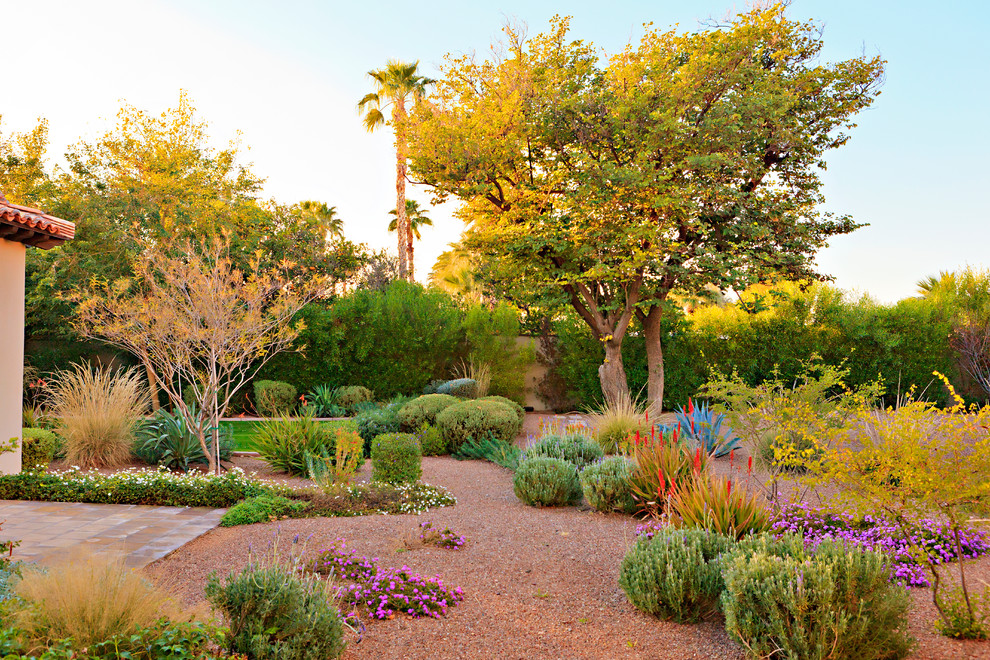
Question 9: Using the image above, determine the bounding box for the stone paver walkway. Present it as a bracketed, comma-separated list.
[0, 500, 225, 568]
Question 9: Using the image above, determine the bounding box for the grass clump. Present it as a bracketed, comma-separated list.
[254, 416, 358, 476]
[220, 494, 310, 527]
[579, 456, 636, 513]
[513, 457, 581, 507]
[48, 364, 148, 468]
[453, 434, 522, 471]
[371, 433, 422, 484]
[590, 392, 649, 454]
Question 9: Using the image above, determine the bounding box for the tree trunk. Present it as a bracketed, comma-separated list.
[144, 360, 160, 412]
[394, 101, 409, 280]
[407, 224, 415, 281]
[599, 337, 631, 404]
[638, 305, 665, 414]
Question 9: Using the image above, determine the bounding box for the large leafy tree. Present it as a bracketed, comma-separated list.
[358, 61, 434, 281]
[408, 6, 884, 408]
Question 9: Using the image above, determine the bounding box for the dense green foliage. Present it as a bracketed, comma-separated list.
[524, 434, 603, 469]
[20, 428, 59, 471]
[550, 284, 962, 409]
[333, 385, 374, 410]
[413, 422, 448, 456]
[436, 399, 522, 452]
[619, 528, 736, 623]
[0, 467, 271, 507]
[398, 394, 460, 430]
[253, 417, 358, 476]
[355, 403, 403, 454]
[453, 434, 522, 471]
[480, 395, 526, 424]
[579, 456, 636, 513]
[513, 457, 582, 507]
[254, 380, 298, 416]
[371, 433, 423, 484]
[721, 540, 914, 659]
[220, 494, 310, 527]
[436, 378, 477, 398]
[0, 621, 219, 659]
[205, 560, 347, 660]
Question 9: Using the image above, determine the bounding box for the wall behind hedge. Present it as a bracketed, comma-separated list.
[550, 284, 961, 410]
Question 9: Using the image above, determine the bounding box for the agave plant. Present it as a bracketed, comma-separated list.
[134, 404, 233, 472]
[664, 398, 741, 458]
[304, 385, 347, 418]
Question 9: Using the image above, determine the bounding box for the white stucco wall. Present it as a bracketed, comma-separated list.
[0, 239, 24, 474]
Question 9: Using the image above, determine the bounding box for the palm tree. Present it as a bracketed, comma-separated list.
[430, 242, 481, 301]
[298, 200, 344, 239]
[358, 60, 434, 281]
[388, 200, 433, 275]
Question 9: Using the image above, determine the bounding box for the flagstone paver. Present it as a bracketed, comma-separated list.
[0, 500, 225, 568]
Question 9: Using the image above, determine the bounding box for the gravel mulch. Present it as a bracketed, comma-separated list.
[144, 415, 990, 659]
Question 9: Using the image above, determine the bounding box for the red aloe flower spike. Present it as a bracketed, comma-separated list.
[645, 409, 649, 423]
[748, 456, 753, 476]
[729, 448, 735, 468]
[726, 480, 732, 497]
[658, 471, 665, 494]
[636, 430, 641, 445]
[688, 397, 694, 414]
[693, 447, 702, 473]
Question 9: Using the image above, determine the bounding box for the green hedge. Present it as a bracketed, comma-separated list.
[370, 433, 422, 484]
[436, 399, 522, 452]
[550, 284, 961, 410]
[398, 394, 460, 431]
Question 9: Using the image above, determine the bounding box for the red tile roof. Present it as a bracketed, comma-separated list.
[0, 192, 75, 249]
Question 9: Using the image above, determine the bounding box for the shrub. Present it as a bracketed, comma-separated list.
[423, 379, 446, 394]
[10, 554, 174, 650]
[20, 428, 59, 471]
[305, 428, 364, 487]
[355, 406, 401, 455]
[669, 474, 773, 540]
[436, 399, 522, 452]
[436, 378, 478, 398]
[414, 422, 448, 456]
[220, 494, 309, 527]
[48, 364, 148, 468]
[253, 416, 356, 476]
[371, 433, 422, 484]
[579, 456, 636, 513]
[525, 433, 603, 469]
[936, 586, 990, 639]
[513, 457, 581, 507]
[304, 384, 346, 417]
[0, 466, 270, 508]
[481, 395, 526, 424]
[206, 555, 346, 659]
[619, 527, 736, 623]
[133, 406, 233, 471]
[721, 540, 914, 660]
[398, 394, 459, 431]
[590, 392, 650, 454]
[253, 380, 297, 417]
[333, 385, 373, 410]
[453, 434, 522, 471]
[627, 432, 709, 516]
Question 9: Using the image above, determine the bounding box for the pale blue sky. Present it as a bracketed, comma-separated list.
[4, 0, 987, 301]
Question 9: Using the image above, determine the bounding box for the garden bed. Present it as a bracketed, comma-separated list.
[145, 454, 990, 659]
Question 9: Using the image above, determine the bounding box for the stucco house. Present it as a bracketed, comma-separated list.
[0, 192, 74, 474]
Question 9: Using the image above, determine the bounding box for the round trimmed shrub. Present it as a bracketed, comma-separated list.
[513, 457, 582, 507]
[480, 395, 525, 424]
[355, 407, 400, 455]
[254, 380, 297, 417]
[436, 400, 522, 452]
[436, 378, 478, 398]
[398, 394, 459, 431]
[334, 385, 373, 409]
[619, 527, 736, 623]
[20, 428, 59, 471]
[525, 433, 603, 469]
[721, 539, 913, 659]
[414, 422, 448, 456]
[371, 433, 422, 484]
[579, 456, 635, 513]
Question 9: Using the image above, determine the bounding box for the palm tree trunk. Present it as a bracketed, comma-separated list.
[407, 224, 415, 280]
[394, 101, 410, 280]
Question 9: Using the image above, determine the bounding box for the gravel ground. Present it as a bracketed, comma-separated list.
[145, 415, 990, 659]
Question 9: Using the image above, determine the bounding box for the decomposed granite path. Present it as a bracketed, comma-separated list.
[0, 500, 225, 568]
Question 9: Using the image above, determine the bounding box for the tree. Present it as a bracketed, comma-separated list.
[388, 199, 433, 268]
[75, 236, 324, 474]
[298, 200, 344, 239]
[408, 6, 883, 408]
[430, 241, 481, 302]
[358, 61, 435, 281]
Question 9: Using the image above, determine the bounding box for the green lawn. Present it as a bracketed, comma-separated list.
[221, 418, 358, 452]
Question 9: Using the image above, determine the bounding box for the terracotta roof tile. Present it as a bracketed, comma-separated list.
[0, 192, 75, 249]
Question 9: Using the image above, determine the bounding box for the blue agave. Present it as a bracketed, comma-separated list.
[663, 398, 740, 458]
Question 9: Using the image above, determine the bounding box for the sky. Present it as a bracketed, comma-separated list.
[2, 0, 987, 302]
